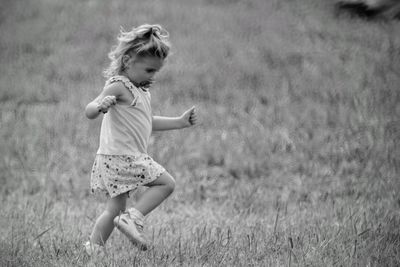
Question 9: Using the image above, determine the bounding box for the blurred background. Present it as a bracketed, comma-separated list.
[1, 0, 399, 265]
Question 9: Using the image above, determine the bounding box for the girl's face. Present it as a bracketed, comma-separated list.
[123, 55, 164, 87]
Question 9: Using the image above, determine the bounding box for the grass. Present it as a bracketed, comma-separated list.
[1, 0, 399, 266]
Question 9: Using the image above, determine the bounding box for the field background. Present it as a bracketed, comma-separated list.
[1, 0, 399, 266]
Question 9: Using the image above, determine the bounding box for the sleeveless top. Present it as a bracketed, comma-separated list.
[97, 75, 152, 155]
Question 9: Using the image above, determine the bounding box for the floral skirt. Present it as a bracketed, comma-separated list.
[90, 153, 166, 198]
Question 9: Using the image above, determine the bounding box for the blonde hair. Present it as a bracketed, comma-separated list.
[103, 24, 170, 78]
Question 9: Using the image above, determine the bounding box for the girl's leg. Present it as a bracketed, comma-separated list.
[112, 172, 175, 250]
[134, 171, 175, 216]
[90, 193, 128, 246]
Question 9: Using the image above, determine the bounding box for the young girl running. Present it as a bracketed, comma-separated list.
[84, 24, 197, 254]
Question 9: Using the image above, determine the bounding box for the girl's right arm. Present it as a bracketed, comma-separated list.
[85, 83, 123, 119]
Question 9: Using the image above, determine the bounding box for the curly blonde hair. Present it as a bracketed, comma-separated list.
[103, 24, 170, 79]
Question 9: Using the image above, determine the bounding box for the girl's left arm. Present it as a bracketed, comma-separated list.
[152, 106, 197, 131]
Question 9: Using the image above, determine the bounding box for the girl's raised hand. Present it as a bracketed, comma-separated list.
[180, 106, 197, 128]
[98, 96, 117, 113]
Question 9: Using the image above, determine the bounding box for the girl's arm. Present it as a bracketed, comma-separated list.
[85, 83, 123, 119]
[152, 106, 197, 131]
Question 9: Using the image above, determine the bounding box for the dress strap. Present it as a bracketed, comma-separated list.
[107, 76, 136, 94]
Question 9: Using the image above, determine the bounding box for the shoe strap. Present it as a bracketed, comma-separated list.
[127, 208, 145, 221]
[135, 221, 144, 231]
[122, 210, 144, 229]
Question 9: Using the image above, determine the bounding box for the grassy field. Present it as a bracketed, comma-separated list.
[1, 0, 399, 266]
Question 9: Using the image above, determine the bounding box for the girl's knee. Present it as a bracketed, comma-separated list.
[147, 172, 175, 193]
[103, 209, 120, 219]
[165, 175, 175, 193]
[159, 172, 175, 194]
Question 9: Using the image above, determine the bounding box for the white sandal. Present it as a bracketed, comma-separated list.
[113, 209, 148, 251]
[84, 241, 105, 257]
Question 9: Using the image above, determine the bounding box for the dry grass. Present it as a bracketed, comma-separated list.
[1, 0, 399, 266]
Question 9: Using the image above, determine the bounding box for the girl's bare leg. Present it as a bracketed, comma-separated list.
[90, 193, 128, 246]
[134, 171, 175, 216]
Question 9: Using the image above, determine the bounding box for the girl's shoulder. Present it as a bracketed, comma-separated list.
[104, 75, 138, 96]
[106, 75, 136, 90]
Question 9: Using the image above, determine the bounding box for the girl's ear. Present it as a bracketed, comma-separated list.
[122, 55, 131, 66]
[122, 55, 132, 69]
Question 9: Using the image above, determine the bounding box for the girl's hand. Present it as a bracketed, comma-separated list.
[180, 106, 197, 128]
[97, 96, 117, 113]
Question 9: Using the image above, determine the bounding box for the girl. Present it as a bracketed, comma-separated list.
[84, 24, 197, 254]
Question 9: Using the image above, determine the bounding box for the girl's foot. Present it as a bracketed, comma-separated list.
[84, 241, 105, 257]
[113, 208, 148, 250]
